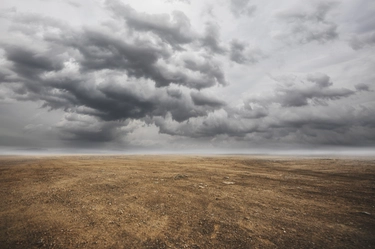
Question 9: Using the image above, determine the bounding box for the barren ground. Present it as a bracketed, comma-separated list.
[0, 155, 374, 249]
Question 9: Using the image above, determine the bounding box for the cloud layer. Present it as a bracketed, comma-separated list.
[0, 0, 374, 152]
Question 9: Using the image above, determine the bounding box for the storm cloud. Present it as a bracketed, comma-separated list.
[246, 73, 356, 107]
[0, 0, 374, 153]
[151, 72, 374, 145]
[106, 1, 195, 47]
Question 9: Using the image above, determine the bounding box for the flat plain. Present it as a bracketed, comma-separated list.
[0, 155, 374, 249]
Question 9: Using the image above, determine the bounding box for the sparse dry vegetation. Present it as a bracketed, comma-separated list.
[0, 155, 374, 248]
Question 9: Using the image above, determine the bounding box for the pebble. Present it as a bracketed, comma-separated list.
[360, 211, 371, 215]
[223, 181, 235, 185]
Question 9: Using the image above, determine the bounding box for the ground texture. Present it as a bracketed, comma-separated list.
[0, 155, 374, 248]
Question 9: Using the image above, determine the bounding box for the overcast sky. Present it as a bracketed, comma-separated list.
[0, 0, 374, 154]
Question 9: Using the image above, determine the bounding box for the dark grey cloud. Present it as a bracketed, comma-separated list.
[248, 73, 355, 107]
[40, 71, 224, 123]
[107, 1, 229, 56]
[58, 28, 177, 87]
[3, 45, 64, 79]
[151, 72, 375, 147]
[0, 68, 15, 84]
[1, 9, 227, 93]
[230, 0, 256, 18]
[228, 101, 268, 119]
[276, 2, 338, 44]
[229, 39, 247, 63]
[266, 106, 375, 146]
[1, 1, 374, 151]
[56, 114, 126, 142]
[200, 22, 227, 54]
[96, 82, 218, 122]
[229, 39, 264, 64]
[182, 57, 227, 87]
[153, 110, 260, 138]
[198, 114, 258, 137]
[0, 7, 229, 143]
[274, 86, 354, 108]
[154, 101, 375, 147]
[166, 87, 182, 98]
[355, 83, 371, 92]
[106, 1, 194, 48]
[306, 73, 332, 88]
[51, 4, 227, 89]
[190, 91, 225, 107]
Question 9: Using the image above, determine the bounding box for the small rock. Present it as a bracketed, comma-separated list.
[223, 181, 235, 185]
[36, 238, 44, 246]
[174, 174, 188, 180]
[360, 211, 371, 216]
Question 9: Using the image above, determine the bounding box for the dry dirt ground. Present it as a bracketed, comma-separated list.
[0, 155, 374, 249]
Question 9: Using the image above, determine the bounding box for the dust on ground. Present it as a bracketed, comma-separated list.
[0, 155, 374, 248]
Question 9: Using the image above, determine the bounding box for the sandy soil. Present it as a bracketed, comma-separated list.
[0, 155, 374, 249]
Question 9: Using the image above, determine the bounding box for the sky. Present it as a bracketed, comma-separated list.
[0, 0, 374, 154]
